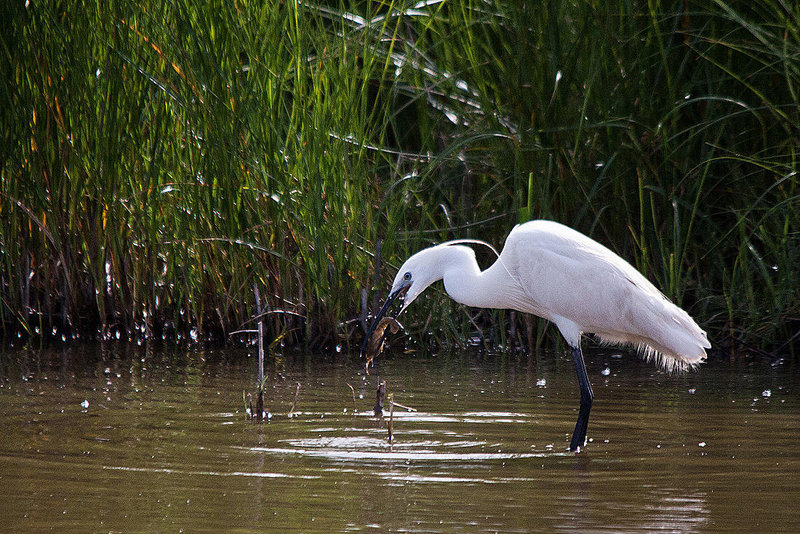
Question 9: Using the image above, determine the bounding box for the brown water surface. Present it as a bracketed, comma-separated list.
[0, 345, 798, 532]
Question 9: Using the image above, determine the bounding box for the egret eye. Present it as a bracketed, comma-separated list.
[403, 272, 412, 281]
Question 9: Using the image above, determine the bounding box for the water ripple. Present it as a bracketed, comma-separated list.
[102, 464, 320, 479]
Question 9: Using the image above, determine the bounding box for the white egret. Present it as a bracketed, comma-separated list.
[363, 219, 710, 452]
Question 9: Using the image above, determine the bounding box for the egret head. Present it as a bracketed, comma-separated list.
[361, 245, 453, 356]
[389, 245, 453, 313]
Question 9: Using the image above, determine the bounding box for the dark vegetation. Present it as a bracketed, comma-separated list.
[1, 1, 798, 360]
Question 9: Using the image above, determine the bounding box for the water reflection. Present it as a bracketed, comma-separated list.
[0, 345, 798, 532]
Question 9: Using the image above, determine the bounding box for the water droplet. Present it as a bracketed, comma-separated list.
[688, 388, 696, 394]
[762, 389, 771, 397]
[601, 367, 611, 376]
[80, 400, 89, 409]
[698, 441, 706, 447]
[536, 378, 546, 387]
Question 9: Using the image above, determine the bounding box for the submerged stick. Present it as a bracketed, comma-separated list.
[254, 284, 265, 422]
[256, 320, 265, 421]
[387, 393, 394, 444]
[288, 382, 301, 418]
[347, 383, 357, 414]
[391, 400, 417, 412]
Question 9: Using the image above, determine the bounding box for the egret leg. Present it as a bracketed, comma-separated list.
[569, 345, 594, 452]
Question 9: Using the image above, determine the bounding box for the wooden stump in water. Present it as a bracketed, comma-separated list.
[374, 380, 385, 417]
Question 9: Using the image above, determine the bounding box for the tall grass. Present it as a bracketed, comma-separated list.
[1, 1, 798, 358]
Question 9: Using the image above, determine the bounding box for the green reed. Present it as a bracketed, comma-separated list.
[1, 1, 798, 358]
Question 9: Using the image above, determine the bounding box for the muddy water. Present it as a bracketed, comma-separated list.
[0, 344, 798, 532]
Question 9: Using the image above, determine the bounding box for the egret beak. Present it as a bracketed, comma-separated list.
[361, 279, 411, 357]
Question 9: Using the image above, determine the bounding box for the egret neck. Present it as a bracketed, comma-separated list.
[439, 246, 527, 312]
